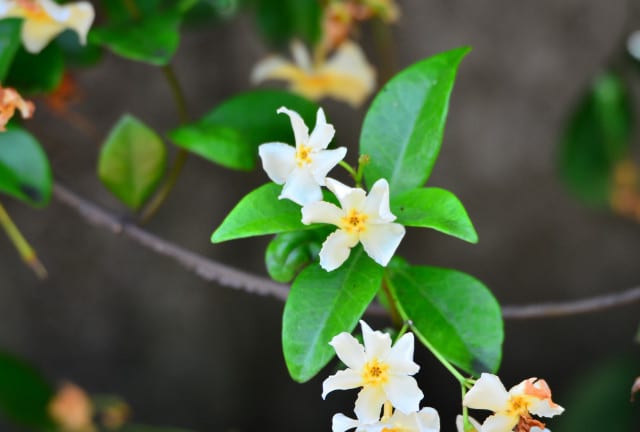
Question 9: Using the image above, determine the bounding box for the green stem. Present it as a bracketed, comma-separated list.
[381, 273, 403, 328]
[339, 160, 358, 183]
[0, 202, 47, 279]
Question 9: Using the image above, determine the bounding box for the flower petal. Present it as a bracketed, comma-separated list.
[290, 39, 313, 71]
[321, 41, 376, 107]
[480, 413, 518, 432]
[21, 19, 65, 53]
[308, 108, 336, 150]
[385, 332, 419, 375]
[329, 332, 366, 370]
[360, 320, 392, 360]
[332, 413, 360, 432]
[354, 385, 386, 424]
[39, 0, 71, 20]
[258, 142, 296, 184]
[362, 178, 395, 222]
[384, 374, 423, 414]
[528, 398, 564, 418]
[64, 1, 95, 45]
[359, 222, 405, 267]
[277, 106, 309, 146]
[251, 56, 302, 84]
[301, 201, 343, 226]
[456, 414, 482, 432]
[309, 147, 347, 185]
[280, 168, 322, 205]
[322, 368, 363, 399]
[415, 407, 441, 432]
[325, 178, 367, 211]
[463, 373, 510, 412]
[318, 229, 358, 271]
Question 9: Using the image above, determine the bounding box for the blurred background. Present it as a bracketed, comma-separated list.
[0, 0, 639, 430]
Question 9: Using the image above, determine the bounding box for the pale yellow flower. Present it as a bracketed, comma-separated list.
[0, 0, 94, 53]
[251, 40, 375, 107]
[0, 84, 34, 131]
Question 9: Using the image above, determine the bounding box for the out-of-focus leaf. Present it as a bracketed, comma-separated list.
[119, 425, 196, 432]
[5, 44, 64, 94]
[254, 0, 321, 46]
[558, 73, 632, 206]
[0, 127, 52, 207]
[98, 114, 167, 210]
[265, 227, 330, 282]
[56, 30, 103, 67]
[0, 18, 21, 82]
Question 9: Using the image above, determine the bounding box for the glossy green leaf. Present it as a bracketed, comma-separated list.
[98, 114, 167, 210]
[90, 11, 181, 66]
[265, 227, 331, 282]
[283, 247, 384, 382]
[361, 47, 470, 196]
[211, 183, 309, 242]
[0, 352, 54, 429]
[0, 19, 21, 82]
[169, 90, 318, 171]
[391, 187, 478, 243]
[558, 73, 632, 206]
[6, 44, 64, 94]
[0, 127, 52, 207]
[254, 0, 321, 46]
[388, 264, 503, 376]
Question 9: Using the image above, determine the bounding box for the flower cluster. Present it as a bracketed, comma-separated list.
[323, 321, 439, 432]
[259, 107, 405, 271]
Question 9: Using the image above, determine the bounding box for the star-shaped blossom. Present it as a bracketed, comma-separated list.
[302, 177, 405, 271]
[0, 0, 94, 53]
[258, 106, 346, 206]
[0, 84, 34, 131]
[251, 40, 375, 107]
[463, 373, 563, 432]
[322, 321, 423, 424]
[333, 408, 439, 432]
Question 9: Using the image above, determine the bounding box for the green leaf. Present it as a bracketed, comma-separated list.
[98, 114, 167, 210]
[388, 264, 503, 376]
[0, 19, 21, 82]
[169, 90, 318, 171]
[57, 30, 103, 67]
[90, 11, 181, 66]
[391, 187, 478, 243]
[5, 43, 64, 94]
[119, 425, 196, 432]
[254, 0, 321, 46]
[0, 127, 52, 207]
[0, 352, 54, 429]
[211, 183, 310, 242]
[282, 247, 384, 382]
[361, 47, 470, 196]
[558, 73, 632, 206]
[265, 227, 331, 282]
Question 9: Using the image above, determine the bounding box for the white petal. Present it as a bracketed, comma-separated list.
[360, 320, 392, 360]
[362, 178, 395, 222]
[480, 413, 517, 432]
[456, 415, 481, 432]
[309, 147, 347, 185]
[359, 223, 405, 267]
[251, 56, 296, 84]
[319, 229, 359, 271]
[415, 407, 440, 432]
[332, 413, 360, 432]
[325, 178, 363, 208]
[64, 1, 95, 45]
[308, 108, 336, 150]
[280, 168, 322, 205]
[354, 385, 386, 424]
[39, 0, 71, 20]
[21, 19, 64, 53]
[321, 41, 376, 107]
[463, 373, 510, 412]
[0, 2, 11, 15]
[384, 375, 423, 414]
[528, 398, 564, 418]
[329, 332, 366, 370]
[258, 142, 296, 184]
[301, 201, 343, 226]
[322, 368, 363, 399]
[385, 333, 419, 375]
[290, 39, 313, 71]
[529, 428, 550, 432]
[277, 106, 309, 146]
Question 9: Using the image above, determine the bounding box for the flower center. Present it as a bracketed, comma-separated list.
[341, 209, 368, 233]
[16, 0, 50, 20]
[362, 358, 389, 386]
[295, 144, 313, 166]
[506, 395, 530, 417]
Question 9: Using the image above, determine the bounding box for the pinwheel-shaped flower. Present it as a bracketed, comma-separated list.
[302, 177, 405, 271]
[0, 0, 94, 53]
[258, 106, 346, 206]
[0, 84, 34, 131]
[463, 373, 563, 432]
[333, 407, 439, 432]
[251, 40, 375, 107]
[322, 321, 423, 424]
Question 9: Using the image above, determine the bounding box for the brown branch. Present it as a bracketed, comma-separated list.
[52, 182, 640, 319]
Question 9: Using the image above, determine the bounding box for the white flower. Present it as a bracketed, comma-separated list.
[302, 177, 405, 271]
[258, 106, 346, 206]
[455, 415, 482, 432]
[322, 321, 423, 424]
[251, 40, 375, 107]
[333, 407, 439, 432]
[463, 373, 564, 432]
[0, 0, 94, 54]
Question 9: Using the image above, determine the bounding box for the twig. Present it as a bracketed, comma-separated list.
[52, 182, 640, 319]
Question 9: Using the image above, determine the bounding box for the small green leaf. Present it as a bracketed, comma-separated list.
[0, 127, 52, 207]
[254, 0, 321, 46]
[5, 43, 64, 94]
[558, 73, 632, 206]
[90, 11, 181, 66]
[211, 183, 310, 243]
[98, 114, 167, 210]
[169, 90, 318, 171]
[0, 19, 21, 82]
[265, 227, 331, 282]
[0, 352, 54, 429]
[283, 247, 384, 382]
[388, 264, 503, 376]
[391, 187, 478, 243]
[361, 47, 470, 196]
